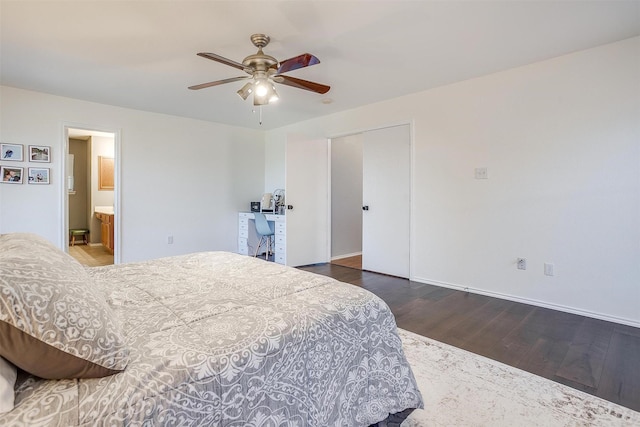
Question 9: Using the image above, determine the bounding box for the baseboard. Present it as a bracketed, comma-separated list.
[331, 251, 362, 261]
[412, 276, 640, 329]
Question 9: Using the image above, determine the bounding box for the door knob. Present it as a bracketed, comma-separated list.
[287, 205, 293, 210]
[362, 205, 369, 211]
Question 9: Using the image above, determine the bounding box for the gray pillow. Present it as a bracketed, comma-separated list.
[0, 233, 129, 379]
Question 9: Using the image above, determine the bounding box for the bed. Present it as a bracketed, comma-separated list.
[0, 233, 422, 426]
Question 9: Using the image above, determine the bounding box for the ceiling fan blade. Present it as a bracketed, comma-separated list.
[275, 53, 320, 74]
[188, 76, 250, 90]
[274, 75, 330, 94]
[197, 52, 250, 72]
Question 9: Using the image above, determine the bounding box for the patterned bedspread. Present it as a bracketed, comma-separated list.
[2, 251, 423, 426]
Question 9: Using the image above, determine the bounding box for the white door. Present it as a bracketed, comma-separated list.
[285, 134, 329, 266]
[362, 125, 410, 277]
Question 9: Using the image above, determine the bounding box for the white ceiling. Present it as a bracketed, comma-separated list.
[1, 1, 639, 130]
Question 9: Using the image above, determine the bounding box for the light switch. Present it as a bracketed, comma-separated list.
[475, 167, 488, 179]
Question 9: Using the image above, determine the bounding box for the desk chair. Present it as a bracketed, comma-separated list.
[253, 213, 275, 260]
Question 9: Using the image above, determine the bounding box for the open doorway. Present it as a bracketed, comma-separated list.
[65, 127, 117, 266]
[330, 133, 363, 269]
[330, 124, 411, 278]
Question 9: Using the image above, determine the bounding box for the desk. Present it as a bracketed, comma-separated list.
[238, 212, 286, 265]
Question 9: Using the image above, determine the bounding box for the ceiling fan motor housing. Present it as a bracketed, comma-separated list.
[241, 34, 278, 73]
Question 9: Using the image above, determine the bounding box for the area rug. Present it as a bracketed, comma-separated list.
[397, 328, 640, 426]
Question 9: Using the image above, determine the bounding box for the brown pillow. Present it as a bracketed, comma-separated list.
[0, 233, 129, 379]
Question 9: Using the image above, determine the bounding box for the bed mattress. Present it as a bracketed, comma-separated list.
[2, 251, 422, 426]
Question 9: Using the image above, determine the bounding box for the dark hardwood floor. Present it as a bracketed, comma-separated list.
[299, 263, 640, 413]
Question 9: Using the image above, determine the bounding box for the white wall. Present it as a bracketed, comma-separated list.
[265, 37, 640, 326]
[0, 86, 265, 262]
[331, 133, 363, 258]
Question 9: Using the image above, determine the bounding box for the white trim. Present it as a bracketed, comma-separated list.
[330, 251, 362, 261]
[408, 119, 416, 282]
[326, 137, 332, 264]
[413, 276, 640, 328]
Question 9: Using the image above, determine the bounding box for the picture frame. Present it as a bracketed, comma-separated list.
[28, 167, 50, 184]
[29, 145, 51, 163]
[1, 143, 24, 162]
[98, 156, 114, 190]
[1, 165, 24, 184]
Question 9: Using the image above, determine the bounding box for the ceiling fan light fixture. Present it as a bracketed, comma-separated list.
[254, 79, 269, 97]
[268, 83, 279, 103]
[237, 82, 253, 100]
[252, 79, 279, 104]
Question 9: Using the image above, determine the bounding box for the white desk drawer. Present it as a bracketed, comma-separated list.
[275, 253, 285, 264]
[239, 228, 248, 238]
[275, 223, 285, 235]
[275, 243, 285, 253]
[238, 237, 248, 255]
[275, 235, 285, 245]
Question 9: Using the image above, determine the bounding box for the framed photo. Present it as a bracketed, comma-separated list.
[1, 166, 24, 184]
[29, 145, 51, 163]
[28, 167, 50, 184]
[98, 156, 114, 190]
[1, 143, 24, 162]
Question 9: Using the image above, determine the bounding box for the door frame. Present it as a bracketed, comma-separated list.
[328, 120, 415, 279]
[61, 122, 122, 264]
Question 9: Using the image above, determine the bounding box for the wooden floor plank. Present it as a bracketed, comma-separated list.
[596, 331, 640, 409]
[68, 244, 113, 266]
[413, 292, 492, 341]
[519, 337, 572, 380]
[331, 255, 362, 269]
[443, 297, 514, 348]
[556, 318, 614, 388]
[464, 302, 535, 364]
[499, 307, 582, 367]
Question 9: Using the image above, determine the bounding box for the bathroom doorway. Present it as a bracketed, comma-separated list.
[65, 126, 118, 266]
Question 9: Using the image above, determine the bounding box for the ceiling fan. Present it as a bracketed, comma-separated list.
[189, 34, 330, 106]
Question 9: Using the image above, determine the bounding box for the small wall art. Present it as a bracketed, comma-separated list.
[1, 165, 24, 184]
[29, 145, 51, 163]
[1, 143, 24, 162]
[98, 156, 114, 190]
[28, 167, 50, 184]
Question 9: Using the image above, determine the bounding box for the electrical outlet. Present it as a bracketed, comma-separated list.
[544, 263, 554, 276]
[517, 258, 526, 270]
[167, 235, 173, 244]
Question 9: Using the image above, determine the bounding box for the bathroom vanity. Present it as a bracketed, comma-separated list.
[94, 206, 114, 254]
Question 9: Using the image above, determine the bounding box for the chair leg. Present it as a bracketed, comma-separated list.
[264, 236, 271, 261]
[254, 236, 264, 257]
